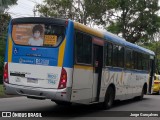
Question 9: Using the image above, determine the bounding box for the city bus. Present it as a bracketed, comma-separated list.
[3, 17, 155, 109]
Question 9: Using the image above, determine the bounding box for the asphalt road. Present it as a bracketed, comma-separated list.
[0, 95, 160, 120]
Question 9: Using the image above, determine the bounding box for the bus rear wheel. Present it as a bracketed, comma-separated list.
[136, 87, 144, 100]
[102, 86, 114, 109]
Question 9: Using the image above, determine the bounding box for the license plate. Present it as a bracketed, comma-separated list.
[27, 78, 38, 84]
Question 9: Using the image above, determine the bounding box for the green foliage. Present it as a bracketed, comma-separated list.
[37, 0, 72, 17]
[37, 0, 93, 25]
[37, 0, 160, 43]
[0, 0, 17, 13]
[36, 0, 79, 21]
[141, 41, 160, 74]
[0, 13, 11, 83]
[0, 56, 4, 84]
[0, 84, 5, 96]
[104, 0, 160, 43]
[0, 0, 17, 6]
[107, 22, 121, 35]
[85, 0, 108, 25]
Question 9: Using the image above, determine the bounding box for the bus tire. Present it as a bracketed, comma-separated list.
[102, 86, 114, 109]
[137, 87, 144, 100]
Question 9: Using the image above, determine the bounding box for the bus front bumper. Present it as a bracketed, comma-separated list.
[3, 83, 72, 102]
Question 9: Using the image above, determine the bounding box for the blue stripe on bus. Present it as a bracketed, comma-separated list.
[12, 56, 57, 66]
[104, 33, 154, 55]
[63, 20, 74, 68]
[4, 36, 9, 62]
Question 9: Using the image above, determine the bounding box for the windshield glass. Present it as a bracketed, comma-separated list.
[12, 24, 65, 47]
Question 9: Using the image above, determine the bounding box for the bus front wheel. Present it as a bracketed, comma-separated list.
[102, 86, 115, 109]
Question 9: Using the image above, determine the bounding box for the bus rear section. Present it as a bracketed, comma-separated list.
[3, 17, 74, 102]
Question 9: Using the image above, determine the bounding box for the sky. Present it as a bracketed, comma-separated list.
[6, 0, 160, 27]
[7, 0, 44, 18]
[8, 0, 160, 18]
[6, 0, 160, 31]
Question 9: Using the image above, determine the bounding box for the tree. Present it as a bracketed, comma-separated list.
[0, 0, 17, 37]
[0, 0, 17, 82]
[37, 0, 104, 25]
[36, 0, 95, 25]
[0, 0, 17, 13]
[104, 0, 160, 43]
[0, 13, 11, 36]
[37, 0, 160, 43]
[140, 32, 160, 73]
[0, 0, 17, 36]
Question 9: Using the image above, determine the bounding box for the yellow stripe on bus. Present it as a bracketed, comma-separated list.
[74, 65, 93, 70]
[8, 36, 13, 62]
[74, 22, 104, 38]
[58, 38, 66, 66]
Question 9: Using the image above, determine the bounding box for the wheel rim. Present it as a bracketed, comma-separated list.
[106, 87, 114, 107]
[109, 93, 113, 105]
[141, 88, 144, 99]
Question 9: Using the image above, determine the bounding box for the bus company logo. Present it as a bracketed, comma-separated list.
[48, 74, 58, 80]
[35, 59, 49, 65]
[1, 112, 42, 118]
[47, 73, 58, 85]
[19, 58, 34, 64]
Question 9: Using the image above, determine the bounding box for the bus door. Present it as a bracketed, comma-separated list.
[149, 57, 155, 94]
[92, 44, 103, 102]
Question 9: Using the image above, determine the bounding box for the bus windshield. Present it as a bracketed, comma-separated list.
[12, 24, 65, 47]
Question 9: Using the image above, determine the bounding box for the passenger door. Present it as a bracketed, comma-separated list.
[71, 31, 93, 104]
[92, 44, 103, 102]
[149, 57, 155, 94]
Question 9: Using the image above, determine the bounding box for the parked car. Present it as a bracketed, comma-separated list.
[152, 74, 160, 94]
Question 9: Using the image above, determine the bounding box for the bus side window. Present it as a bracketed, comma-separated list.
[75, 31, 92, 64]
[133, 51, 138, 69]
[138, 53, 142, 70]
[106, 42, 113, 66]
[118, 46, 124, 68]
[112, 44, 118, 67]
[143, 54, 149, 71]
[125, 48, 133, 69]
[75, 32, 83, 63]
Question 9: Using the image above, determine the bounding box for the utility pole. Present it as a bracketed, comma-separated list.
[33, 5, 37, 17]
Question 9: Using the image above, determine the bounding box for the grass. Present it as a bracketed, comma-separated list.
[0, 84, 5, 97]
[0, 84, 18, 98]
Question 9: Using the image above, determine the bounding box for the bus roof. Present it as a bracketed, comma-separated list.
[104, 31, 155, 56]
[11, 17, 66, 26]
[11, 17, 155, 56]
[74, 21, 155, 56]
